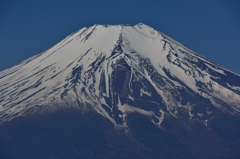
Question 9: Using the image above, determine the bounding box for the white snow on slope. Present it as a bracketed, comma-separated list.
[122, 23, 240, 112]
[0, 23, 240, 125]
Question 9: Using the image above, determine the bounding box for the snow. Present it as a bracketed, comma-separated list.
[227, 83, 240, 91]
[0, 23, 240, 127]
[205, 63, 226, 75]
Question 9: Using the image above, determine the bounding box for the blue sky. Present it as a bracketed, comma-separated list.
[0, 0, 239, 74]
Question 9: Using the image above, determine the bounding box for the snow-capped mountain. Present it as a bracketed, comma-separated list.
[1, 23, 240, 159]
[1, 23, 240, 128]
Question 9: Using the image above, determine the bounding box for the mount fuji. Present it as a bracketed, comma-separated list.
[0, 23, 240, 159]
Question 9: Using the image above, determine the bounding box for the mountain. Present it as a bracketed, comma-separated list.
[0, 23, 240, 159]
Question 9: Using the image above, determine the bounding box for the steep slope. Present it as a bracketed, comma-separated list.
[1, 23, 240, 159]
[1, 23, 239, 127]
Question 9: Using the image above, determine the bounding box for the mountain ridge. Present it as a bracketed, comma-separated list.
[1, 23, 240, 159]
[0, 23, 240, 128]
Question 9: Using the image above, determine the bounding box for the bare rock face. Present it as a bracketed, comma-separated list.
[0, 23, 240, 159]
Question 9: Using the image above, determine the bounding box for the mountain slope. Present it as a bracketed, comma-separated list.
[1, 23, 239, 126]
[0, 23, 240, 159]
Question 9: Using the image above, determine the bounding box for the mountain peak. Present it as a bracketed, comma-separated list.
[0, 23, 240, 127]
[1, 23, 240, 159]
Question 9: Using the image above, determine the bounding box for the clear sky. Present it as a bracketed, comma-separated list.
[0, 0, 239, 74]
